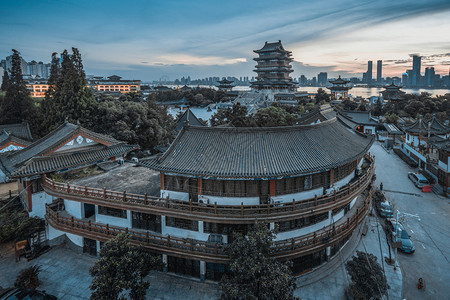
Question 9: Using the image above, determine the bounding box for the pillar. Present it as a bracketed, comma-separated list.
[96, 240, 101, 255]
[198, 220, 204, 234]
[329, 169, 334, 186]
[269, 223, 275, 231]
[326, 246, 331, 260]
[198, 178, 202, 195]
[200, 260, 206, 281]
[328, 210, 332, 222]
[269, 180, 276, 197]
[162, 254, 168, 272]
[161, 215, 166, 234]
[160, 173, 164, 189]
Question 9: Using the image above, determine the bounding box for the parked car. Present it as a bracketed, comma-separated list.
[408, 172, 430, 188]
[0, 288, 57, 300]
[388, 220, 415, 254]
[378, 200, 394, 218]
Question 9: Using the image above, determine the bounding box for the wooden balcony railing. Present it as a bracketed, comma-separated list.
[45, 188, 372, 263]
[43, 156, 374, 224]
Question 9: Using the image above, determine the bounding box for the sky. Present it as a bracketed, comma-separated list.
[0, 0, 449, 81]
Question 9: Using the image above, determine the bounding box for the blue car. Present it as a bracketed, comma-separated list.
[391, 222, 415, 254]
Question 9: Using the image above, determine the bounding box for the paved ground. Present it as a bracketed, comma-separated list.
[371, 142, 450, 299]
[70, 163, 160, 196]
[297, 213, 402, 300]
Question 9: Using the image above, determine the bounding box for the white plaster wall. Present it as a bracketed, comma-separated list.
[271, 186, 323, 204]
[405, 143, 426, 162]
[333, 172, 355, 190]
[29, 191, 54, 218]
[200, 195, 260, 205]
[160, 190, 189, 201]
[350, 196, 358, 209]
[64, 199, 83, 219]
[48, 224, 83, 247]
[95, 205, 132, 228]
[333, 208, 345, 220]
[0, 169, 7, 183]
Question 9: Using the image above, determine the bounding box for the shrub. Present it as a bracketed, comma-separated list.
[14, 265, 41, 289]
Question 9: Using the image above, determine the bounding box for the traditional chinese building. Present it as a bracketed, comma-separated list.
[250, 41, 296, 92]
[327, 76, 352, 100]
[0, 122, 33, 153]
[88, 75, 140, 94]
[0, 121, 138, 213]
[381, 82, 405, 101]
[337, 111, 379, 135]
[400, 114, 450, 183]
[216, 79, 234, 92]
[31, 116, 375, 281]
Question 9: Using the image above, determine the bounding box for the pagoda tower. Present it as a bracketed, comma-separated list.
[327, 76, 352, 100]
[216, 78, 234, 92]
[381, 82, 405, 101]
[250, 40, 296, 92]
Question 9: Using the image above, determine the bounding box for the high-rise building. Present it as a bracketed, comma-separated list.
[376, 60, 382, 84]
[425, 67, 435, 87]
[318, 72, 328, 86]
[412, 55, 421, 87]
[364, 61, 373, 85]
[299, 75, 307, 86]
[1, 55, 28, 75]
[402, 73, 408, 87]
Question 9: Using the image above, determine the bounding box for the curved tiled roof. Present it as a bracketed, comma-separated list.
[142, 118, 374, 179]
[404, 115, 449, 135]
[0, 121, 138, 178]
[0, 122, 33, 141]
[11, 144, 138, 177]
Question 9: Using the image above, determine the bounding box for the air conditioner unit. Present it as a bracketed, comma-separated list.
[198, 196, 209, 205]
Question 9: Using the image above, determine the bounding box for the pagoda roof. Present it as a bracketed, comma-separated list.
[0, 121, 138, 178]
[176, 108, 205, 131]
[329, 76, 349, 85]
[254, 40, 291, 54]
[217, 79, 234, 85]
[141, 118, 374, 179]
[404, 114, 450, 135]
[0, 122, 33, 141]
[383, 82, 402, 90]
[430, 138, 450, 152]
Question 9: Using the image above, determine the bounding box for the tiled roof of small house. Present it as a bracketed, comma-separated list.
[0, 121, 138, 178]
[0, 122, 33, 141]
[404, 114, 449, 135]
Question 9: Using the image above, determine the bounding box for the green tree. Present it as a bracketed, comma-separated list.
[89, 233, 161, 300]
[1, 70, 9, 91]
[40, 48, 97, 134]
[253, 106, 297, 127]
[315, 88, 330, 104]
[95, 99, 175, 150]
[210, 103, 252, 127]
[0, 49, 37, 125]
[219, 223, 298, 300]
[345, 251, 388, 300]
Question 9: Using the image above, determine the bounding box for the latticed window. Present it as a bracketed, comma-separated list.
[98, 206, 127, 218]
[166, 217, 198, 231]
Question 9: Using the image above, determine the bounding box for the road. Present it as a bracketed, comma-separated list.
[370, 142, 450, 299]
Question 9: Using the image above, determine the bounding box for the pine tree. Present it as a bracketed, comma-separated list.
[0, 49, 36, 125]
[41, 48, 97, 134]
[1, 70, 9, 91]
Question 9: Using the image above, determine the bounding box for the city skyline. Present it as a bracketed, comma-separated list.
[0, 0, 449, 81]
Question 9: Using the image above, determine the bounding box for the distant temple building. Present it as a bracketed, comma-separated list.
[327, 76, 352, 100]
[250, 41, 296, 93]
[88, 75, 140, 94]
[381, 83, 406, 101]
[216, 78, 234, 92]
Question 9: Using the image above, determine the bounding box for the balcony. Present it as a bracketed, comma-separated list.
[42, 155, 374, 224]
[45, 187, 372, 262]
